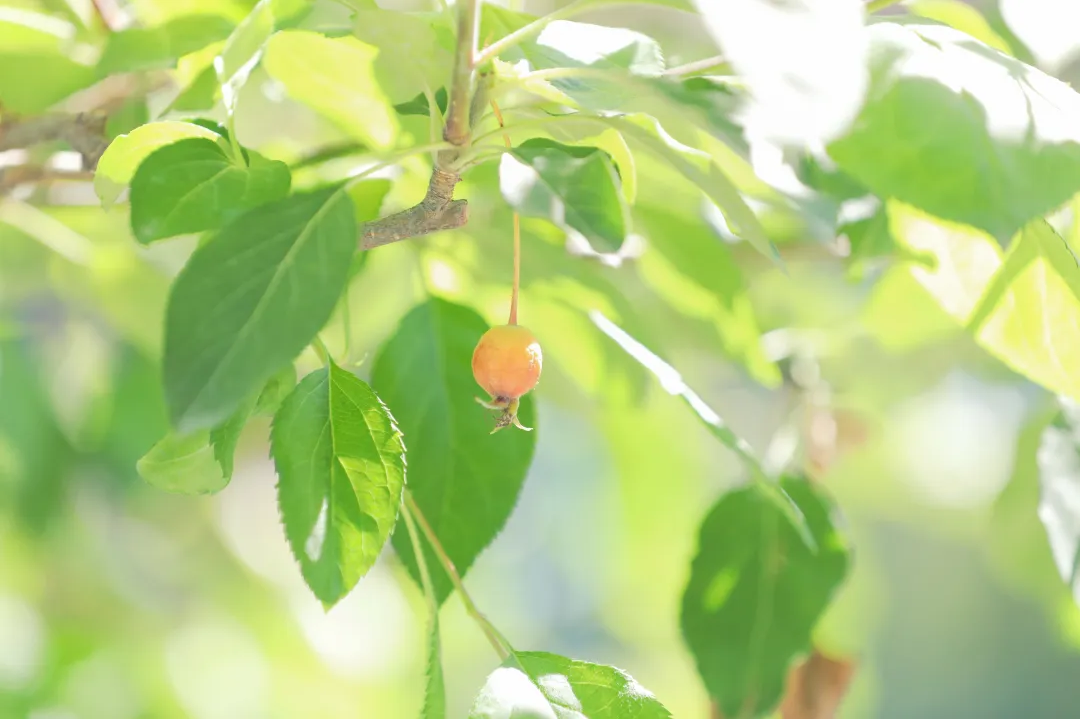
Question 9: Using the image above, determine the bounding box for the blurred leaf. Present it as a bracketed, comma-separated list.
[501, 138, 628, 254]
[348, 178, 393, 224]
[601, 115, 780, 266]
[216, 0, 275, 114]
[828, 22, 1080, 240]
[137, 430, 227, 494]
[1036, 397, 1080, 602]
[271, 362, 405, 608]
[590, 310, 765, 474]
[264, 30, 399, 149]
[254, 364, 297, 417]
[352, 9, 452, 104]
[172, 61, 220, 112]
[104, 99, 150, 140]
[372, 299, 537, 604]
[681, 477, 850, 719]
[0, 51, 95, 114]
[97, 14, 235, 75]
[164, 186, 357, 432]
[209, 392, 258, 480]
[561, 127, 637, 204]
[95, 121, 225, 207]
[129, 138, 290, 244]
[469, 652, 672, 718]
[634, 204, 780, 387]
[910, 0, 1013, 54]
[394, 87, 448, 117]
[840, 204, 893, 277]
[0, 340, 72, 534]
[691, 0, 866, 147]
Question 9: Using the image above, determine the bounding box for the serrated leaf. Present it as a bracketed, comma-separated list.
[164, 187, 358, 432]
[97, 14, 235, 75]
[590, 310, 765, 475]
[681, 477, 850, 718]
[501, 138, 629, 254]
[692, 0, 866, 147]
[352, 9, 452, 104]
[422, 615, 446, 719]
[469, 652, 672, 719]
[129, 138, 290, 244]
[372, 299, 537, 604]
[263, 30, 399, 150]
[828, 22, 1080, 240]
[271, 362, 405, 608]
[95, 121, 224, 207]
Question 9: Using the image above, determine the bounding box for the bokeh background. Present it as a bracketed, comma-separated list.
[5, 0, 1080, 717]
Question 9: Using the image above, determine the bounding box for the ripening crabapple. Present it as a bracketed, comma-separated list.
[472, 324, 542, 433]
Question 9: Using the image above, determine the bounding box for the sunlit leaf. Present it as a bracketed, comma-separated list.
[164, 187, 357, 431]
[469, 652, 673, 718]
[501, 138, 629, 254]
[829, 23, 1080, 240]
[372, 299, 537, 604]
[691, 0, 866, 147]
[263, 30, 399, 149]
[137, 430, 229, 495]
[271, 362, 405, 608]
[681, 477, 850, 718]
[352, 8, 452, 104]
[216, 0, 275, 114]
[129, 138, 290, 244]
[0, 51, 95, 114]
[95, 121, 225, 207]
[97, 14, 235, 75]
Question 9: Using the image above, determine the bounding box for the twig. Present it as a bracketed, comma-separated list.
[90, 0, 127, 31]
[404, 490, 510, 661]
[360, 168, 468, 250]
[0, 166, 95, 194]
[489, 99, 520, 325]
[0, 113, 109, 169]
[439, 0, 481, 159]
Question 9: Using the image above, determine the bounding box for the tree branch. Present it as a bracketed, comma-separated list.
[0, 112, 109, 169]
[357, 0, 480, 252]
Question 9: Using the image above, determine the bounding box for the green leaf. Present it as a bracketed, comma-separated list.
[129, 138, 290, 244]
[271, 362, 405, 608]
[97, 14, 235, 75]
[372, 299, 537, 604]
[681, 477, 850, 718]
[254, 364, 297, 417]
[501, 138, 629, 254]
[590, 309, 765, 475]
[95, 121, 225, 208]
[137, 431, 228, 495]
[164, 186, 358, 432]
[263, 30, 399, 150]
[692, 0, 865, 147]
[1036, 397, 1080, 600]
[351, 9, 452, 104]
[910, 0, 1013, 54]
[892, 204, 1080, 401]
[394, 87, 448, 117]
[600, 115, 780, 266]
[347, 178, 393, 224]
[828, 22, 1080, 240]
[422, 616, 446, 719]
[0, 51, 96, 114]
[209, 392, 259, 480]
[216, 0, 275, 114]
[469, 652, 672, 718]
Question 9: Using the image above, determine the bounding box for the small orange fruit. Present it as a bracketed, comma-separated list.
[472, 324, 542, 432]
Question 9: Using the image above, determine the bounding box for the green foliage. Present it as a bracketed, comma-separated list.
[681, 477, 850, 718]
[372, 299, 537, 604]
[129, 138, 290, 244]
[163, 187, 357, 431]
[502, 138, 629, 254]
[271, 362, 405, 608]
[469, 652, 673, 718]
[97, 15, 235, 75]
[352, 8, 452, 105]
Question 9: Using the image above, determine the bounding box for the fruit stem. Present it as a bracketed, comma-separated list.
[403, 490, 512, 661]
[489, 98, 520, 325]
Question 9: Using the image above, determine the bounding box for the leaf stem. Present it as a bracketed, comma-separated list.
[403, 490, 511, 661]
[474, 0, 626, 67]
[311, 335, 331, 364]
[489, 99, 520, 326]
[226, 110, 246, 167]
[468, 114, 586, 150]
